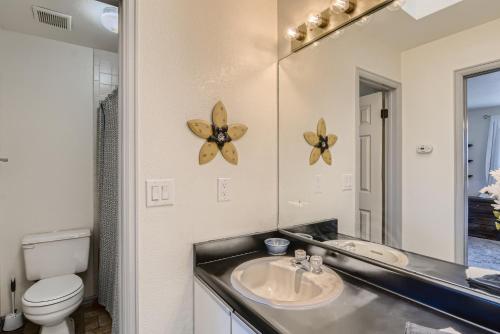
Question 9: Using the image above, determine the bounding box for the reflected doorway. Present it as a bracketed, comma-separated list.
[356, 70, 402, 249]
[465, 69, 500, 270]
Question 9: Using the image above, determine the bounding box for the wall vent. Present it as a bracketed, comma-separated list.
[32, 6, 72, 31]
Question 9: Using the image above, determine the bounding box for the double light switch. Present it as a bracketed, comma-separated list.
[146, 179, 175, 207]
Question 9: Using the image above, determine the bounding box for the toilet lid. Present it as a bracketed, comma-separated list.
[24, 274, 83, 304]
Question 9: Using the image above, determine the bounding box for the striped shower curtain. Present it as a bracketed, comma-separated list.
[97, 89, 120, 333]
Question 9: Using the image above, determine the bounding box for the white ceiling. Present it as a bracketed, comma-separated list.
[467, 71, 500, 110]
[353, 0, 500, 54]
[0, 0, 118, 52]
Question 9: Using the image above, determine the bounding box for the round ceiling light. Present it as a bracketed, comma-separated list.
[101, 7, 118, 34]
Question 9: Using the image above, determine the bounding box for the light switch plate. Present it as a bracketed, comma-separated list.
[146, 179, 175, 207]
[217, 178, 231, 202]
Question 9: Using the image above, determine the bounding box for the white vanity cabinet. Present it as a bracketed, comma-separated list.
[194, 279, 259, 334]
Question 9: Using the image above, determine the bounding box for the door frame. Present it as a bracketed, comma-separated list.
[119, 0, 138, 333]
[454, 59, 500, 265]
[355, 68, 402, 248]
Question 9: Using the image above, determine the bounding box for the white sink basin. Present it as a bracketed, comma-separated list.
[230, 257, 343, 309]
[324, 239, 409, 267]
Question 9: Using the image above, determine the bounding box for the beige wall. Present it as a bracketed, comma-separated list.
[0, 29, 95, 315]
[278, 23, 401, 235]
[136, 1, 278, 333]
[401, 18, 500, 261]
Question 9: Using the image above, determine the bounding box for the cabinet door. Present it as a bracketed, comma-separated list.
[194, 279, 232, 334]
[231, 313, 259, 334]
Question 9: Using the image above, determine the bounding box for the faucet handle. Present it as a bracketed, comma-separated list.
[310, 255, 323, 274]
[294, 249, 307, 262]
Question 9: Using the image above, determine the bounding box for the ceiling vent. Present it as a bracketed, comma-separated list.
[32, 6, 72, 31]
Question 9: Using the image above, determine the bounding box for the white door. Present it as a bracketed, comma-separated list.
[359, 92, 384, 243]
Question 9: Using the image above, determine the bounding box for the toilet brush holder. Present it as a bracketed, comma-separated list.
[3, 312, 23, 332]
[2, 276, 23, 331]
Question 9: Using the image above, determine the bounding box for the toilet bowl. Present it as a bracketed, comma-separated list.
[22, 274, 84, 334]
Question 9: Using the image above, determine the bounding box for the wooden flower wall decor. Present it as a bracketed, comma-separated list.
[304, 118, 338, 165]
[187, 101, 248, 165]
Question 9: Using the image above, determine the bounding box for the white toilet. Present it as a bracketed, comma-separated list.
[21, 228, 91, 334]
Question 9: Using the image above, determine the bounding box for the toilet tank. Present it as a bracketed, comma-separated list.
[22, 228, 91, 281]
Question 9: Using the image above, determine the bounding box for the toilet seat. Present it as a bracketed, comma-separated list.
[23, 274, 83, 307]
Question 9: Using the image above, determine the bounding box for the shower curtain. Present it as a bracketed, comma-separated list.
[97, 89, 119, 333]
[486, 115, 500, 185]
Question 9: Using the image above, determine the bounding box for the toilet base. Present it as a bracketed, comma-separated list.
[40, 318, 74, 334]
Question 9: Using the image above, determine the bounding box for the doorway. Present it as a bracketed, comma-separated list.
[356, 69, 402, 248]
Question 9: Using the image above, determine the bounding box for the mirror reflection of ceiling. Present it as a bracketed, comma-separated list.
[0, 0, 118, 52]
[467, 71, 500, 110]
[278, 0, 500, 59]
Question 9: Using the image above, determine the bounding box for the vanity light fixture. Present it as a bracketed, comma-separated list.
[286, 27, 306, 41]
[330, 0, 356, 14]
[329, 29, 345, 40]
[355, 15, 372, 27]
[307, 13, 329, 29]
[387, 0, 406, 11]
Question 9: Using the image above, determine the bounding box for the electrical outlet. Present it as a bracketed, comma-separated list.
[217, 178, 231, 202]
[342, 174, 353, 191]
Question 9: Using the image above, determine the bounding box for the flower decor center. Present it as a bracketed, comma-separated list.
[209, 125, 232, 148]
[317, 135, 329, 153]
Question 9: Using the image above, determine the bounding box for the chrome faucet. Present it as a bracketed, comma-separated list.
[291, 249, 323, 274]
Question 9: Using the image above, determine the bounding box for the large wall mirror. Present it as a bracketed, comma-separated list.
[278, 0, 500, 300]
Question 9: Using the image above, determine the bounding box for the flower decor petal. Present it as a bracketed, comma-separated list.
[327, 134, 338, 147]
[310, 147, 321, 165]
[228, 124, 248, 141]
[199, 142, 219, 165]
[322, 150, 332, 165]
[212, 101, 228, 128]
[187, 119, 213, 139]
[304, 132, 319, 146]
[317, 118, 327, 137]
[221, 142, 238, 165]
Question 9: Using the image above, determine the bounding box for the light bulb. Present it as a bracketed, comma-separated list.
[387, 0, 406, 11]
[330, 0, 354, 14]
[286, 27, 305, 41]
[101, 7, 118, 34]
[355, 15, 371, 27]
[307, 13, 329, 28]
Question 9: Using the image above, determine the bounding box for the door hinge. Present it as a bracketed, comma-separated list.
[381, 109, 389, 119]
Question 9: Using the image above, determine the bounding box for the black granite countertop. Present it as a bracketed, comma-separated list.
[194, 232, 494, 334]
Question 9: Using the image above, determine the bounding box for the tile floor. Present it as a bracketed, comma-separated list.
[1, 302, 111, 334]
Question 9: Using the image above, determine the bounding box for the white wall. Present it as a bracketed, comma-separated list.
[136, 1, 277, 333]
[0, 29, 95, 315]
[278, 23, 401, 235]
[467, 106, 500, 196]
[401, 18, 500, 261]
